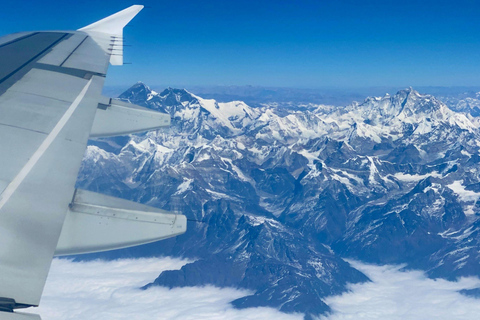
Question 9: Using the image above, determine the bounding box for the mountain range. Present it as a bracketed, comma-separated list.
[78, 83, 480, 319]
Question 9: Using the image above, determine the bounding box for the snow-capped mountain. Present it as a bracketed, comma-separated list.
[78, 82, 480, 319]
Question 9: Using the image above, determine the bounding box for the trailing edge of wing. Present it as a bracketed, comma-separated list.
[90, 97, 170, 137]
[55, 189, 187, 256]
[79, 5, 144, 65]
[0, 311, 41, 320]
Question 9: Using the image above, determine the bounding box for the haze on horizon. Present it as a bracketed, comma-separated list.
[2, 0, 479, 89]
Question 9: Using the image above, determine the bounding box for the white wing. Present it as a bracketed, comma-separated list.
[0, 6, 186, 319]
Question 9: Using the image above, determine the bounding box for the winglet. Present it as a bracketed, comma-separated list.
[79, 5, 144, 34]
[79, 5, 144, 65]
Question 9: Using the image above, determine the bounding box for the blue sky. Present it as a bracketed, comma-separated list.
[1, 0, 480, 88]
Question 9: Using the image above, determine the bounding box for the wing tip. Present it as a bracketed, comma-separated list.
[78, 4, 144, 34]
[79, 5, 144, 66]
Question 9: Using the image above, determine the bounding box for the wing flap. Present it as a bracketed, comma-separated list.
[90, 97, 170, 137]
[0, 312, 41, 320]
[55, 189, 187, 256]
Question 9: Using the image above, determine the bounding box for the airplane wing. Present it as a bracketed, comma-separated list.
[0, 6, 186, 319]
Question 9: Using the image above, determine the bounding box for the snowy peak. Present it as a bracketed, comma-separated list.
[190, 94, 260, 133]
[359, 88, 444, 122]
[158, 87, 197, 106]
[345, 88, 478, 145]
[117, 83, 262, 138]
[118, 82, 197, 108]
[394, 89, 447, 119]
[116, 83, 478, 152]
[118, 81, 154, 103]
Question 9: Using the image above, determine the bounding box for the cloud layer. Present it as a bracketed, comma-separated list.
[30, 257, 302, 320]
[321, 261, 480, 320]
[23, 257, 480, 320]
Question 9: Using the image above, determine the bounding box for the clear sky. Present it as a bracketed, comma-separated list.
[1, 0, 480, 88]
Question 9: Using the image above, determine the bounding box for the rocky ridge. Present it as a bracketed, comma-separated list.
[78, 82, 480, 319]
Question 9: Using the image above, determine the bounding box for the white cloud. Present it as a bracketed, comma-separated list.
[320, 261, 480, 320]
[24, 258, 480, 320]
[26, 257, 303, 320]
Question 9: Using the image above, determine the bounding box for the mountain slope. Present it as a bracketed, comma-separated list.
[78, 83, 480, 318]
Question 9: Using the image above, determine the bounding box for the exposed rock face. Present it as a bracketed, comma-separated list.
[78, 83, 480, 319]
